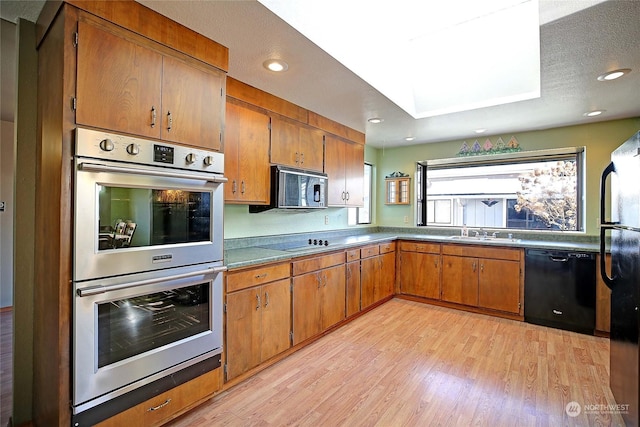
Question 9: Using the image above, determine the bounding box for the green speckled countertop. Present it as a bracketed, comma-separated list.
[224, 227, 601, 269]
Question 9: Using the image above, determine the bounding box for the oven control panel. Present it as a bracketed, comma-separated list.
[75, 128, 224, 174]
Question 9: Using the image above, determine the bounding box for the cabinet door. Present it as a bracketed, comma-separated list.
[360, 256, 378, 309]
[224, 100, 271, 203]
[596, 254, 611, 333]
[260, 279, 291, 362]
[76, 19, 162, 139]
[346, 261, 361, 317]
[441, 255, 478, 306]
[478, 258, 521, 314]
[378, 252, 396, 300]
[344, 141, 364, 207]
[399, 252, 440, 299]
[298, 126, 325, 172]
[161, 56, 225, 150]
[320, 264, 346, 330]
[324, 134, 347, 205]
[225, 287, 261, 380]
[270, 117, 299, 168]
[292, 272, 322, 345]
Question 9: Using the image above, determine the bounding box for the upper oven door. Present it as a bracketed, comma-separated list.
[74, 158, 224, 281]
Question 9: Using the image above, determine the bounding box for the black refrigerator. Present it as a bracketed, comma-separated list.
[600, 130, 640, 427]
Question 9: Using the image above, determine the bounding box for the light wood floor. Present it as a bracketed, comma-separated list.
[1, 309, 12, 427]
[169, 299, 624, 427]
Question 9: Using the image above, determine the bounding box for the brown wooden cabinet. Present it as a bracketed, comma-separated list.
[325, 134, 365, 207]
[398, 242, 441, 299]
[596, 254, 612, 334]
[361, 242, 396, 309]
[224, 99, 271, 204]
[76, 15, 225, 150]
[225, 263, 291, 381]
[95, 368, 221, 427]
[385, 177, 411, 205]
[270, 116, 324, 172]
[346, 249, 362, 317]
[441, 244, 522, 315]
[292, 252, 346, 344]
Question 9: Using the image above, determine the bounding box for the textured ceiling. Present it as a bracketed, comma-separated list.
[2, 1, 639, 148]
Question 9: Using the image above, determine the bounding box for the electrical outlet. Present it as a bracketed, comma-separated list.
[403, 215, 409, 223]
[324, 215, 329, 225]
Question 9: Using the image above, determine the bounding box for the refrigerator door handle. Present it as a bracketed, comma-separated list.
[599, 226, 615, 289]
[599, 161, 619, 227]
[599, 161, 617, 290]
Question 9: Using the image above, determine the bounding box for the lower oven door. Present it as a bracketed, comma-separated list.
[73, 263, 224, 412]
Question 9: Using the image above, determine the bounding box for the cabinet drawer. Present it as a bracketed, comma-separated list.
[292, 252, 345, 276]
[346, 249, 361, 262]
[360, 245, 380, 258]
[96, 368, 221, 427]
[227, 263, 290, 293]
[399, 241, 440, 254]
[442, 244, 520, 261]
[379, 242, 396, 254]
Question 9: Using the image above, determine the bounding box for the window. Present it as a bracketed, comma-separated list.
[416, 148, 584, 231]
[348, 163, 372, 225]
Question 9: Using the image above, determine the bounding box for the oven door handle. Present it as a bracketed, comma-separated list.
[76, 266, 228, 297]
[78, 162, 228, 184]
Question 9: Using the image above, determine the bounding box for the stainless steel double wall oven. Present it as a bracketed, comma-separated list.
[72, 128, 226, 422]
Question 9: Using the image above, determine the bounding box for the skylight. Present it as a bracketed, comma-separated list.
[258, 0, 541, 119]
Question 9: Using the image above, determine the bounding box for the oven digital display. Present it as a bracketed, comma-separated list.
[153, 144, 174, 164]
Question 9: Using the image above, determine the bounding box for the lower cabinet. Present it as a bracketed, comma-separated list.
[398, 242, 441, 299]
[95, 369, 221, 427]
[595, 253, 612, 334]
[292, 252, 346, 345]
[361, 242, 396, 309]
[225, 263, 291, 381]
[346, 249, 362, 317]
[441, 244, 522, 315]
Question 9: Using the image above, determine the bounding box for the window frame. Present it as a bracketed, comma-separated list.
[416, 147, 586, 232]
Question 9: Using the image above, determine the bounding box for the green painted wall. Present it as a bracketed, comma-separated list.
[374, 118, 640, 235]
[223, 119, 639, 239]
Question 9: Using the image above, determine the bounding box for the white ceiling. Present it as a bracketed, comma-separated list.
[2, 0, 639, 148]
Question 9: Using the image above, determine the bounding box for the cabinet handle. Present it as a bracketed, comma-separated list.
[323, 274, 328, 287]
[150, 106, 156, 128]
[256, 293, 261, 310]
[264, 292, 269, 307]
[167, 111, 173, 132]
[472, 262, 477, 272]
[300, 152, 304, 165]
[232, 180, 237, 194]
[295, 152, 299, 164]
[241, 180, 246, 194]
[346, 192, 350, 201]
[480, 263, 484, 273]
[148, 398, 171, 412]
[255, 273, 267, 279]
[341, 191, 346, 201]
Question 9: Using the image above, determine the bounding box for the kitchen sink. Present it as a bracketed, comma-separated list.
[448, 235, 521, 243]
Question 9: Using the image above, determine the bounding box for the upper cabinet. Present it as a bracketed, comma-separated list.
[325, 134, 364, 207]
[385, 177, 411, 205]
[270, 116, 324, 172]
[76, 17, 225, 151]
[224, 99, 271, 204]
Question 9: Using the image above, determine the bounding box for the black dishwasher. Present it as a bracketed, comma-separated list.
[524, 249, 596, 335]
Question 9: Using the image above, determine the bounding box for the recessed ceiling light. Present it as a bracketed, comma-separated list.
[405, 136, 415, 141]
[474, 128, 487, 134]
[584, 110, 605, 117]
[263, 59, 289, 72]
[597, 68, 631, 81]
[368, 118, 383, 124]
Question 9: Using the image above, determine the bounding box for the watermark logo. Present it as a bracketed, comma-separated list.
[566, 401, 630, 417]
[566, 401, 581, 417]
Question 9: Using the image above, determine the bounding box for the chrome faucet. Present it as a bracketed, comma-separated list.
[492, 231, 500, 238]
